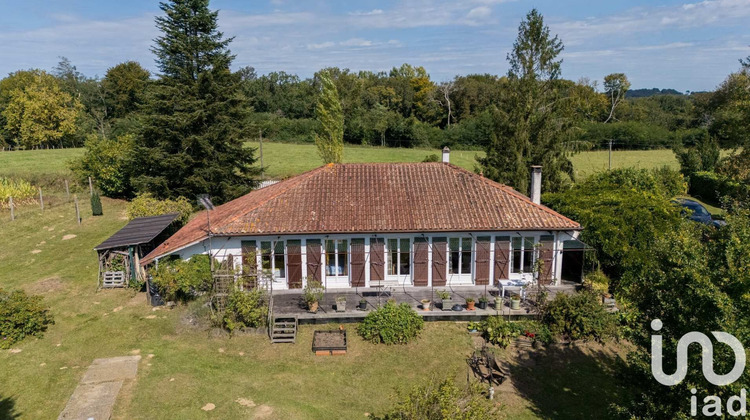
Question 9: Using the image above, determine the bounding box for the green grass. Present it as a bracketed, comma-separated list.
[0, 199, 625, 419]
[0, 144, 683, 181]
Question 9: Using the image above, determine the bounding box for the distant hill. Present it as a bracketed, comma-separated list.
[627, 88, 684, 98]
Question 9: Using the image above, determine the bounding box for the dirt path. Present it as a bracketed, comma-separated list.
[58, 356, 141, 420]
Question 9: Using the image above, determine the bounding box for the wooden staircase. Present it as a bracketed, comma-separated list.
[271, 316, 297, 343]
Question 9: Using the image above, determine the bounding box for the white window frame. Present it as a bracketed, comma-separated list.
[447, 236, 473, 284]
[260, 240, 286, 280]
[511, 236, 537, 277]
[324, 239, 349, 278]
[386, 237, 412, 284]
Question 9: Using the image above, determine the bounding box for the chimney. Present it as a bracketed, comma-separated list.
[442, 146, 450, 163]
[530, 166, 542, 205]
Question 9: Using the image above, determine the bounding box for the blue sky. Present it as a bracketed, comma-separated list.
[1, 0, 749, 92]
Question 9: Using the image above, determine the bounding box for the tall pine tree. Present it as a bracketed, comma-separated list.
[478, 9, 574, 195]
[130, 0, 259, 203]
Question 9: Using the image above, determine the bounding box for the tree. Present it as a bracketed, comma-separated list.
[314, 70, 344, 164]
[1, 72, 82, 149]
[129, 0, 259, 203]
[70, 134, 135, 197]
[603, 73, 630, 123]
[102, 61, 151, 119]
[478, 9, 574, 194]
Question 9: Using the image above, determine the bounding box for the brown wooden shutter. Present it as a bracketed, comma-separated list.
[431, 237, 447, 287]
[539, 235, 555, 285]
[475, 236, 491, 286]
[350, 239, 366, 287]
[370, 238, 384, 284]
[413, 238, 429, 286]
[494, 236, 510, 281]
[287, 240, 302, 289]
[306, 240, 322, 282]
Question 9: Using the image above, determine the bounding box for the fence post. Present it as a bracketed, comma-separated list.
[9, 196, 14, 221]
[88, 177, 93, 196]
[39, 188, 44, 211]
[74, 195, 81, 225]
[65, 180, 70, 198]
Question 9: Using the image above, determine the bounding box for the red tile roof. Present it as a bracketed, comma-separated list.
[142, 163, 580, 264]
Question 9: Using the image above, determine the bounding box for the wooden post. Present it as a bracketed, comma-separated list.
[88, 177, 93, 196]
[65, 180, 70, 198]
[74, 195, 81, 225]
[259, 128, 264, 180]
[608, 139, 613, 171]
[39, 188, 44, 211]
[9, 196, 14, 221]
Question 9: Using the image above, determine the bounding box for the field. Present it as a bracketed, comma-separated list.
[0, 199, 625, 419]
[0, 143, 681, 181]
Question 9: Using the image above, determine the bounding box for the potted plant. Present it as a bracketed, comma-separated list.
[359, 298, 367, 310]
[420, 299, 431, 311]
[510, 295, 521, 310]
[465, 297, 475, 311]
[335, 296, 346, 312]
[467, 321, 480, 333]
[437, 290, 452, 311]
[478, 295, 489, 310]
[303, 280, 324, 313]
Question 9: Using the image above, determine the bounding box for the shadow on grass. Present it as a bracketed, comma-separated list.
[0, 395, 19, 420]
[508, 342, 624, 420]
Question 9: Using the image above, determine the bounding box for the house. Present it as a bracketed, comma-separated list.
[141, 150, 582, 291]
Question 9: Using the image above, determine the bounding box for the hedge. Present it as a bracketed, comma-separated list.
[688, 171, 750, 204]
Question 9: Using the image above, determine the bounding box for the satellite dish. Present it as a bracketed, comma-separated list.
[197, 194, 214, 211]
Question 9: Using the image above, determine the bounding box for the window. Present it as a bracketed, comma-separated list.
[449, 237, 472, 275]
[325, 239, 348, 276]
[260, 240, 285, 278]
[387, 238, 410, 276]
[511, 236, 536, 274]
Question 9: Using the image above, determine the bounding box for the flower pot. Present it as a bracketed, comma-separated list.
[441, 298, 453, 311]
[466, 301, 475, 311]
[478, 301, 488, 310]
[421, 299, 431, 311]
[510, 298, 521, 310]
[309, 301, 319, 313]
[336, 300, 346, 312]
[359, 300, 367, 310]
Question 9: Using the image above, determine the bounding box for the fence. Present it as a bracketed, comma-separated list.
[2, 177, 95, 223]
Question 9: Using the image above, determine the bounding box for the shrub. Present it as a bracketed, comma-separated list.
[90, 190, 103, 216]
[542, 291, 618, 342]
[474, 317, 552, 348]
[150, 255, 212, 302]
[689, 171, 750, 204]
[422, 153, 440, 162]
[372, 377, 500, 420]
[0, 288, 54, 348]
[70, 133, 134, 198]
[357, 301, 424, 345]
[302, 279, 324, 308]
[126, 192, 193, 224]
[0, 177, 36, 207]
[583, 269, 610, 295]
[222, 289, 268, 333]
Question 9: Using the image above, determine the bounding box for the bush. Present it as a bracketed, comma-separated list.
[372, 377, 500, 420]
[70, 133, 134, 198]
[583, 269, 610, 295]
[422, 153, 440, 162]
[150, 255, 212, 302]
[222, 289, 268, 333]
[0, 288, 54, 348]
[542, 291, 618, 342]
[357, 301, 424, 345]
[90, 190, 103, 216]
[476, 317, 552, 347]
[689, 171, 750, 204]
[126, 192, 193, 224]
[0, 177, 36, 207]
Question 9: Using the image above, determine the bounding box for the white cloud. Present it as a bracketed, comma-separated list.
[307, 41, 335, 50]
[340, 38, 374, 47]
[467, 6, 492, 19]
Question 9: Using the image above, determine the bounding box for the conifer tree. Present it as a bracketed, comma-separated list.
[314, 71, 344, 164]
[478, 9, 574, 195]
[130, 0, 259, 203]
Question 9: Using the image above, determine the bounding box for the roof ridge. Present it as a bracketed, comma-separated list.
[442, 163, 581, 228]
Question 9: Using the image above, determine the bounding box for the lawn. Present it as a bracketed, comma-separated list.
[0, 199, 626, 419]
[0, 144, 681, 181]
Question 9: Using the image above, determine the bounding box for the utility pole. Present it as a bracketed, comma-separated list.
[608, 139, 613, 171]
[259, 128, 264, 180]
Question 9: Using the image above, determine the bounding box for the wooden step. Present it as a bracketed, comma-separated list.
[271, 315, 297, 344]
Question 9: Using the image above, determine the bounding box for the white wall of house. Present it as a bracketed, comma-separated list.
[164, 230, 577, 290]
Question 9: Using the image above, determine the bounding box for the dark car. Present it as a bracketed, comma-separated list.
[673, 198, 726, 228]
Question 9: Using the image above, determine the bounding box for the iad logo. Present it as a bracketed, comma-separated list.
[650, 319, 748, 417]
[651, 319, 746, 386]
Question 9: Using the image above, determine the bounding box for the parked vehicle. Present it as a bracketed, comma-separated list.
[672, 198, 726, 228]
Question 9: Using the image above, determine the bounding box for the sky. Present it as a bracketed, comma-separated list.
[0, 0, 749, 92]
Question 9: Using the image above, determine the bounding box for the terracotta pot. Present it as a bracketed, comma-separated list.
[421, 300, 431, 311]
[467, 301, 475, 310]
[309, 301, 319, 313]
